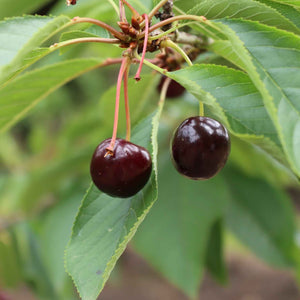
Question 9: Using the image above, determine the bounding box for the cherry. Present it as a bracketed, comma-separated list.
[90, 138, 152, 198]
[171, 116, 230, 179]
[157, 76, 185, 98]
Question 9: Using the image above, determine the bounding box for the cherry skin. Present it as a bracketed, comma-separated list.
[171, 116, 230, 180]
[90, 138, 152, 198]
[157, 76, 185, 98]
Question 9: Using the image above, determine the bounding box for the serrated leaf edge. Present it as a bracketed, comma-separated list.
[64, 101, 165, 300]
[0, 15, 71, 85]
[213, 18, 300, 176]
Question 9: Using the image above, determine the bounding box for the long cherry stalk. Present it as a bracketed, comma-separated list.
[134, 14, 149, 81]
[71, 17, 126, 41]
[148, 22, 179, 40]
[50, 37, 120, 50]
[139, 15, 207, 38]
[106, 56, 130, 154]
[119, 0, 127, 22]
[123, 65, 131, 141]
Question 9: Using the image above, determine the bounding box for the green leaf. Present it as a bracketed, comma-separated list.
[168, 64, 287, 167]
[210, 19, 300, 177]
[65, 101, 164, 300]
[270, 0, 300, 7]
[86, 24, 111, 38]
[0, 16, 71, 84]
[0, 0, 52, 19]
[133, 155, 230, 298]
[255, 0, 300, 29]
[205, 219, 227, 284]
[0, 57, 106, 133]
[225, 167, 297, 267]
[176, 0, 300, 34]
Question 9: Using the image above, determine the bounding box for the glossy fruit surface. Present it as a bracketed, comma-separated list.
[171, 116, 230, 179]
[90, 138, 152, 198]
[157, 76, 185, 98]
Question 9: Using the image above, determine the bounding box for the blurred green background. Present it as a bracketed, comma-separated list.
[0, 0, 300, 299]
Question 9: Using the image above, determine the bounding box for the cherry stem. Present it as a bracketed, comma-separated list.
[199, 102, 205, 117]
[161, 39, 193, 66]
[121, 0, 140, 17]
[107, 56, 129, 153]
[139, 15, 207, 38]
[148, 22, 179, 40]
[119, 0, 127, 22]
[72, 17, 126, 41]
[50, 37, 120, 50]
[123, 64, 131, 141]
[134, 14, 149, 81]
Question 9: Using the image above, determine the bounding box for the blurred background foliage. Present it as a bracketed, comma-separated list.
[0, 0, 300, 299]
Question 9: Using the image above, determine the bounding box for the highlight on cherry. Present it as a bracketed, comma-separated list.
[52, 0, 230, 197]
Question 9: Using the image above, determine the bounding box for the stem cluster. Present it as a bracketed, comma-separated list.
[53, 0, 209, 153]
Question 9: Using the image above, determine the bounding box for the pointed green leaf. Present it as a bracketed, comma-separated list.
[0, 16, 71, 84]
[210, 19, 300, 177]
[0, 58, 106, 133]
[65, 101, 164, 300]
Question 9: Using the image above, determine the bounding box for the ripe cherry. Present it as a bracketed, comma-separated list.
[171, 116, 230, 179]
[90, 138, 152, 198]
[157, 76, 185, 98]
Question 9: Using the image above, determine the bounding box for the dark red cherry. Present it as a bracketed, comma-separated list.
[157, 76, 185, 98]
[67, 0, 77, 5]
[90, 138, 152, 198]
[171, 116, 230, 179]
